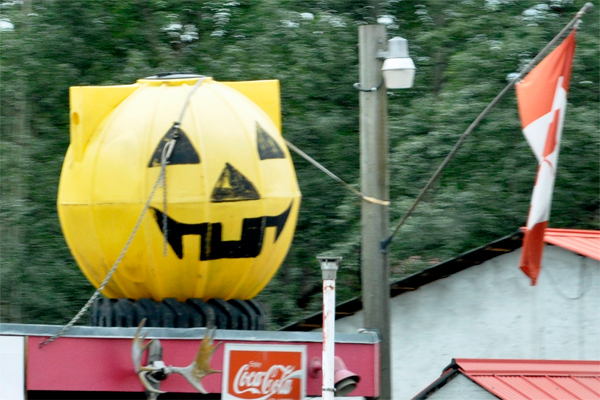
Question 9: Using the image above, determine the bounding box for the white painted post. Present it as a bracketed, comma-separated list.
[318, 256, 342, 400]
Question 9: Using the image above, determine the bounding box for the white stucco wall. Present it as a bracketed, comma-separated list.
[426, 374, 498, 400]
[334, 245, 600, 400]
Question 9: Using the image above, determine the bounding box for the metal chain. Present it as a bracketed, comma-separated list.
[40, 161, 167, 347]
[161, 141, 170, 257]
[161, 77, 205, 256]
[40, 77, 207, 347]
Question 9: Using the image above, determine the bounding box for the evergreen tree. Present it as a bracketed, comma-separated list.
[1, 0, 597, 328]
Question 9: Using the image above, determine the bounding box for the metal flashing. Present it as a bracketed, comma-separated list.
[411, 362, 460, 400]
[0, 323, 379, 344]
[281, 231, 524, 331]
[282, 228, 600, 332]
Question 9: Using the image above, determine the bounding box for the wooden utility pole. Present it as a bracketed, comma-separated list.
[359, 25, 391, 400]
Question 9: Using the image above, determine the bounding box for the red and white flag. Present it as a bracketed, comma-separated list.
[516, 31, 576, 285]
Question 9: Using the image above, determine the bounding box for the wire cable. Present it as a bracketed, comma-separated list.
[284, 139, 389, 206]
[545, 256, 589, 300]
[353, 80, 384, 92]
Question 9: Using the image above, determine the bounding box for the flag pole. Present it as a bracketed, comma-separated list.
[512, 2, 592, 80]
[382, 2, 594, 250]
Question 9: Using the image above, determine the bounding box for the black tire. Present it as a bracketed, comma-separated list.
[113, 298, 136, 327]
[229, 299, 257, 330]
[88, 297, 266, 330]
[208, 299, 248, 330]
[137, 298, 161, 327]
[187, 298, 216, 327]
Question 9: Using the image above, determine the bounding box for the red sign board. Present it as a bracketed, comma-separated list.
[19, 331, 379, 396]
[222, 344, 307, 400]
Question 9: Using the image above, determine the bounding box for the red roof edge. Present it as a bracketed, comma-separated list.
[455, 358, 600, 376]
[544, 228, 600, 236]
[412, 359, 600, 400]
[519, 228, 600, 261]
[454, 359, 600, 400]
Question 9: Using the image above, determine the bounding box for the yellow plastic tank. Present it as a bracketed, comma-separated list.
[58, 75, 301, 301]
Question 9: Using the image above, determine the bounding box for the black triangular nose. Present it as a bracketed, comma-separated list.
[148, 124, 200, 167]
[211, 163, 261, 202]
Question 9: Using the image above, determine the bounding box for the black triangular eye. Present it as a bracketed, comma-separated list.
[211, 163, 261, 202]
[148, 124, 200, 167]
[257, 123, 285, 160]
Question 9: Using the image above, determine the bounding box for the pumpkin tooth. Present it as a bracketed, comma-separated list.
[152, 207, 206, 259]
[266, 201, 292, 241]
[150, 201, 292, 260]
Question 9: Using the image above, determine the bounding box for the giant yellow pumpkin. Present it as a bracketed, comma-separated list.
[58, 76, 301, 301]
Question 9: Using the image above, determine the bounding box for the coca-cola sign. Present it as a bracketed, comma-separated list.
[222, 344, 307, 400]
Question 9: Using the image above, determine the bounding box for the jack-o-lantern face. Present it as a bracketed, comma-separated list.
[58, 77, 301, 301]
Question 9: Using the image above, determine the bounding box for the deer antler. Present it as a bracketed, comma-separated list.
[132, 320, 221, 395]
[132, 319, 166, 394]
[169, 327, 221, 393]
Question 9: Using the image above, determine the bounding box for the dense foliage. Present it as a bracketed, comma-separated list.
[1, 0, 598, 328]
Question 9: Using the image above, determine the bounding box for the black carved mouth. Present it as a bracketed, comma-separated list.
[152, 201, 292, 260]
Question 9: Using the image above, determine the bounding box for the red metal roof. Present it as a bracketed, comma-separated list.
[455, 359, 600, 400]
[542, 229, 600, 261]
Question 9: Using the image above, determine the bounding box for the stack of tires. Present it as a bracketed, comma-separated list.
[89, 297, 266, 330]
